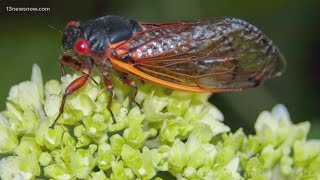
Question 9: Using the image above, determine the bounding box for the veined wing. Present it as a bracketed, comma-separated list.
[113, 18, 286, 91]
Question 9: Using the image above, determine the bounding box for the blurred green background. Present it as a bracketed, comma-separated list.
[0, 0, 319, 138]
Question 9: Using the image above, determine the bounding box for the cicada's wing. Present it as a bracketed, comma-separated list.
[113, 18, 286, 92]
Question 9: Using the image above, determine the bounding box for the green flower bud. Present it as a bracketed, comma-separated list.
[83, 114, 108, 137]
[185, 135, 206, 169]
[213, 157, 242, 180]
[160, 120, 180, 143]
[20, 109, 39, 133]
[191, 122, 214, 143]
[39, 152, 53, 166]
[0, 119, 19, 153]
[150, 146, 170, 171]
[183, 166, 197, 179]
[167, 91, 192, 116]
[74, 125, 92, 147]
[7, 68, 44, 118]
[121, 145, 156, 179]
[14, 137, 42, 158]
[110, 134, 126, 156]
[293, 140, 320, 167]
[127, 106, 145, 127]
[35, 120, 63, 149]
[259, 145, 281, 169]
[168, 140, 188, 174]
[69, 149, 96, 179]
[244, 157, 264, 178]
[110, 160, 134, 180]
[123, 126, 147, 148]
[0, 154, 40, 180]
[88, 170, 109, 180]
[280, 155, 293, 176]
[44, 80, 61, 119]
[44, 163, 72, 180]
[216, 129, 245, 164]
[97, 143, 114, 170]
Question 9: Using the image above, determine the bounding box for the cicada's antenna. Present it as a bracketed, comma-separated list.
[48, 24, 62, 33]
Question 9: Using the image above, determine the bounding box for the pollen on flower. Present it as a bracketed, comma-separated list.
[80, 157, 89, 166]
[138, 168, 146, 175]
[89, 127, 96, 133]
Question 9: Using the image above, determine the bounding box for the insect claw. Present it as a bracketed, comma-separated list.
[50, 113, 61, 128]
[90, 76, 99, 85]
[50, 93, 68, 128]
[133, 100, 141, 109]
[108, 109, 116, 123]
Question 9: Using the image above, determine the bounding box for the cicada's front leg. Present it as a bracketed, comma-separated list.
[50, 57, 93, 128]
[59, 55, 98, 85]
[59, 55, 82, 76]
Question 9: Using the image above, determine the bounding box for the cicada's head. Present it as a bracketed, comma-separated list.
[62, 20, 91, 59]
[62, 19, 111, 60]
[62, 16, 142, 60]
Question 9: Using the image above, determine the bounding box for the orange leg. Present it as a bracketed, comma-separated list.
[50, 58, 93, 128]
[100, 70, 116, 123]
[59, 56, 82, 76]
[59, 55, 98, 85]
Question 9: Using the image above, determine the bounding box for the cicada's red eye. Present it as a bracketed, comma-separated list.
[74, 38, 89, 55]
[66, 21, 76, 28]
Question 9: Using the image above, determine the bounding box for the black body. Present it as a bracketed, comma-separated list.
[62, 15, 142, 56]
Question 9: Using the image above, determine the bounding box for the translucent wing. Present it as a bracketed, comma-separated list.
[113, 18, 286, 91]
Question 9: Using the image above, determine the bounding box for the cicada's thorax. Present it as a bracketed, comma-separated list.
[79, 16, 143, 62]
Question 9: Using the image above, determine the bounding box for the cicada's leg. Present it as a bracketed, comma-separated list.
[59, 55, 98, 85]
[99, 70, 116, 123]
[50, 58, 93, 128]
[116, 72, 141, 108]
[59, 55, 82, 76]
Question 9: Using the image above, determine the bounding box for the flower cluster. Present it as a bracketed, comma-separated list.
[0, 65, 319, 180]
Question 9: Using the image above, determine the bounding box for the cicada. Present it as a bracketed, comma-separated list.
[52, 15, 286, 127]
